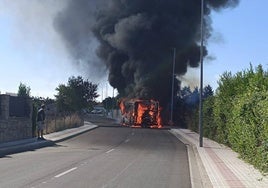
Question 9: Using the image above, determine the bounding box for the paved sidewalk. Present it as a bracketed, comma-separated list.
[0, 121, 98, 157]
[171, 128, 268, 188]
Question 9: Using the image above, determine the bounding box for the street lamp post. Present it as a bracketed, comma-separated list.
[112, 87, 114, 118]
[199, 0, 204, 147]
[170, 48, 176, 125]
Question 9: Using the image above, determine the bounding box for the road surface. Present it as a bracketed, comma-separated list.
[0, 115, 191, 188]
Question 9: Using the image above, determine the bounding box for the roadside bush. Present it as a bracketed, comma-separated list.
[213, 71, 237, 145]
[229, 91, 268, 173]
[45, 113, 84, 134]
[185, 108, 199, 132]
[196, 64, 268, 173]
[203, 96, 216, 140]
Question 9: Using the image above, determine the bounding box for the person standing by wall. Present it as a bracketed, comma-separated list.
[37, 104, 45, 140]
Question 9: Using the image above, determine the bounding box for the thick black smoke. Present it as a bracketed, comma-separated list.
[54, 0, 107, 79]
[54, 0, 239, 107]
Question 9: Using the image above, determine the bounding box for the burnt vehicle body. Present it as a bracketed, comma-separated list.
[120, 99, 161, 128]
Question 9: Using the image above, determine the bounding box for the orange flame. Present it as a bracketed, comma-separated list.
[119, 99, 162, 128]
[119, 100, 126, 114]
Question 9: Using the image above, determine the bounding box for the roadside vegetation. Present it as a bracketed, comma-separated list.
[180, 64, 268, 174]
[55, 76, 99, 112]
[17, 76, 99, 137]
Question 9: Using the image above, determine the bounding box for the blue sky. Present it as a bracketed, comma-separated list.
[182, 0, 268, 90]
[0, 1, 267, 99]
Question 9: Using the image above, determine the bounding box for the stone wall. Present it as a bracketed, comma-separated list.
[0, 95, 9, 120]
[0, 95, 33, 143]
[0, 118, 32, 143]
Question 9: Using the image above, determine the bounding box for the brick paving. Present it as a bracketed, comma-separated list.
[171, 128, 268, 188]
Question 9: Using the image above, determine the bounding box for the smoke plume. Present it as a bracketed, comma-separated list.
[54, 0, 239, 106]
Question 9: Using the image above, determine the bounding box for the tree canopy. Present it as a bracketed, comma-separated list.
[17, 82, 31, 97]
[55, 76, 99, 112]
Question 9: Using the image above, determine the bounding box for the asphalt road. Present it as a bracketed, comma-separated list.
[0, 115, 191, 188]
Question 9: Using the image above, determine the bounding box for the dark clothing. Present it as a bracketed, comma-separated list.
[37, 108, 45, 122]
[36, 106, 45, 139]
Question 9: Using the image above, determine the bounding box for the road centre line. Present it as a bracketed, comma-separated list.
[106, 149, 115, 153]
[55, 167, 77, 178]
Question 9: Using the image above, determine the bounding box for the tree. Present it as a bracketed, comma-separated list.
[203, 85, 214, 99]
[175, 85, 213, 130]
[55, 76, 99, 112]
[17, 82, 31, 97]
[102, 96, 118, 110]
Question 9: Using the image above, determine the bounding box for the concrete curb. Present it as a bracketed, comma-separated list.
[169, 129, 213, 188]
[0, 122, 98, 157]
[44, 122, 98, 143]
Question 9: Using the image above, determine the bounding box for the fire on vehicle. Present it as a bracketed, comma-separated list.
[119, 99, 162, 128]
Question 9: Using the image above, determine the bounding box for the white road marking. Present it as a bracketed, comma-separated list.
[124, 139, 130, 143]
[55, 167, 77, 178]
[106, 149, 115, 153]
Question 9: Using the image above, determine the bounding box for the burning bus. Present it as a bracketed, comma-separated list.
[119, 99, 162, 128]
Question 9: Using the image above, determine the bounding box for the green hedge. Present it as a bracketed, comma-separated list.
[200, 64, 268, 174]
[229, 91, 268, 172]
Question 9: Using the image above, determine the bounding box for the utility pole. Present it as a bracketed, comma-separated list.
[112, 87, 114, 118]
[199, 0, 204, 147]
[170, 48, 176, 125]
